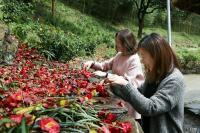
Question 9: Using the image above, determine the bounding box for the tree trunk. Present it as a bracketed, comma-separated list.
[82, 0, 85, 13]
[137, 13, 145, 38]
[52, 0, 56, 17]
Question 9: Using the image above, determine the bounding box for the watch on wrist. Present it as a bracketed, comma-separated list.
[91, 61, 95, 68]
[105, 72, 108, 78]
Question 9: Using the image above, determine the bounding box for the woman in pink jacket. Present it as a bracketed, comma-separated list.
[83, 29, 145, 122]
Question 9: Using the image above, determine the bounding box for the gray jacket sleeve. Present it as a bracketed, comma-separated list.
[112, 71, 184, 116]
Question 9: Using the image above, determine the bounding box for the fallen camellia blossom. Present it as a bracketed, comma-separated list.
[40, 117, 60, 133]
[10, 114, 23, 124]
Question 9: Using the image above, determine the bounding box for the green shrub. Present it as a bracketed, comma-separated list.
[10, 23, 36, 41]
[1, 0, 35, 23]
[176, 48, 200, 64]
[105, 48, 116, 58]
[10, 22, 96, 61]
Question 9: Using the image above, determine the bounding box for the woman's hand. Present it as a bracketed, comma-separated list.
[105, 74, 128, 86]
[93, 71, 107, 77]
[82, 61, 94, 70]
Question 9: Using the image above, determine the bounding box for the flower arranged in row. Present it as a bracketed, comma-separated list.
[0, 43, 133, 133]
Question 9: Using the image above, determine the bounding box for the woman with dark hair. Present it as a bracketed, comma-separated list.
[83, 29, 144, 121]
[106, 33, 185, 133]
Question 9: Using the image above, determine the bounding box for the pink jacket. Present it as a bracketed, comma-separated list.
[92, 52, 145, 119]
[93, 52, 144, 88]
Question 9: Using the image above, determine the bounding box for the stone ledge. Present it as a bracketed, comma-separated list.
[180, 61, 200, 74]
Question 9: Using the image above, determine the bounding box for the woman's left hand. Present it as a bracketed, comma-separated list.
[105, 74, 128, 86]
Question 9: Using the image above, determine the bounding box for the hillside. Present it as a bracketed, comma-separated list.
[1, 0, 200, 73]
[41, 0, 200, 58]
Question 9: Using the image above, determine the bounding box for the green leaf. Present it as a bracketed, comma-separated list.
[60, 122, 86, 128]
[59, 112, 74, 121]
[0, 94, 4, 99]
[77, 118, 99, 123]
[0, 118, 12, 125]
[8, 127, 16, 133]
[61, 128, 86, 133]
[20, 118, 29, 133]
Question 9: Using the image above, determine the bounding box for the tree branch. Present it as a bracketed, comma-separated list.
[133, 0, 139, 9]
[146, 7, 159, 14]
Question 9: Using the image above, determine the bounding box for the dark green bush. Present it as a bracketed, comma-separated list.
[1, 0, 35, 23]
[66, 0, 134, 22]
[10, 22, 100, 61]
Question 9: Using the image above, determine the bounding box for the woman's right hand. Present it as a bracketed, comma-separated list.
[82, 61, 94, 70]
[93, 70, 107, 77]
[104, 74, 128, 86]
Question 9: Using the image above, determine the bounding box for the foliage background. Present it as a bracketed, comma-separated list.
[0, 0, 200, 72]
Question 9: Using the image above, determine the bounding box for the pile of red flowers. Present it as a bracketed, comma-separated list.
[0, 44, 133, 133]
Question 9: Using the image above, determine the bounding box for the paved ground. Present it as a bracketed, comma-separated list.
[184, 74, 200, 103]
[183, 74, 200, 133]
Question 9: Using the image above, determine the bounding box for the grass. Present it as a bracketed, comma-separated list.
[36, 0, 119, 59]
[57, 1, 200, 60]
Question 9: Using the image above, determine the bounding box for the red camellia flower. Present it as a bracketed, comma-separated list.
[86, 92, 92, 99]
[102, 113, 117, 124]
[5, 96, 18, 107]
[10, 114, 23, 124]
[95, 85, 109, 97]
[98, 110, 116, 124]
[48, 87, 57, 95]
[40, 117, 60, 133]
[105, 113, 116, 122]
[118, 122, 132, 133]
[80, 70, 92, 78]
[57, 87, 70, 96]
[97, 109, 107, 118]
[100, 121, 132, 133]
[108, 126, 121, 133]
[0, 68, 5, 74]
[78, 80, 88, 88]
[12, 92, 23, 101]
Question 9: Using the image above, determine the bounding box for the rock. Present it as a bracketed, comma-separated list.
[0, 23, 7, 40]
[180, 61, 200, 74]
[184, 100, 200, 133]
[185, 101, 200, 115]
[184, 109, 200, 133]
[0, 24, 19, 65]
